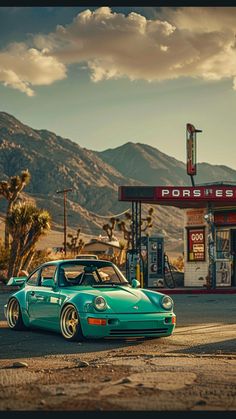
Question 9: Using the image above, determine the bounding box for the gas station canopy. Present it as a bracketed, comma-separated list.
[118, 185, 236, 209]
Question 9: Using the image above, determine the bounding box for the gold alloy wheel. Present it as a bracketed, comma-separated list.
[61, 305, 79, 339]
[7, 299, 20, 328]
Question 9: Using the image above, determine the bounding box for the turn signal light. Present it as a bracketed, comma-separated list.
[172, 316, 176, 324]
[87, 317, 107, 326]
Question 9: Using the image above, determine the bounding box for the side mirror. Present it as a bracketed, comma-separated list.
[7, 276, 27, 287]
[131, 279, 141, 288]
[42, 278, 55, 288]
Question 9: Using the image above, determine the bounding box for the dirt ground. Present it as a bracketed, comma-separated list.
[0, 293, 235, 411]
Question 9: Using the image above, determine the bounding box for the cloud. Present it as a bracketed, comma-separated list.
[1, 7, 236, 95]
[34, 7, 179, 82]
[34, 6, 236, 87]
[160, 7, 236, 33]
[0, 42, 66, 96]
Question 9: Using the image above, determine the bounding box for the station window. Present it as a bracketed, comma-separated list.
[216, 229, 230, 259]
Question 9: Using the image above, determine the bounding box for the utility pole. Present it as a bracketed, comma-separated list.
[56, 188, 73, 257]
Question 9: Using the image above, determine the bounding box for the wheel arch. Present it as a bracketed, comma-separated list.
[60, 301, 84, 341]
[60, 294, 86, 316]
[6, 295, 27, 329]
[7, 292, 30, 327]
[60, 301, 78, 317]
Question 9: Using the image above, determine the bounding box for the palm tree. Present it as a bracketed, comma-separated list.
[0, 170, 31, 250]
[7, 202, 51, 277]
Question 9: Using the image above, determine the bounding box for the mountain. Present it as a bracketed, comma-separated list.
[98, 142, 236, 186]
[1, 112, 235, 253]
[0, 112, 135, 237]
[98, 142, 189, 186]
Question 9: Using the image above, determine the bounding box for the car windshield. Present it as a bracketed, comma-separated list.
[58, 262, 129, 287]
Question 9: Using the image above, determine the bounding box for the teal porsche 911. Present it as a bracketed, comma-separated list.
[4, 259, 176, 341]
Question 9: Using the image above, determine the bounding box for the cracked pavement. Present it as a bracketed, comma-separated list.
[0, 292, 235, 411]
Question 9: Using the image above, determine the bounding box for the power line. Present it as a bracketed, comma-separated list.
[86, 208, 130, 219]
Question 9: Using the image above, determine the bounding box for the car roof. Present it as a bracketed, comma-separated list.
[42, 259, 114, 267]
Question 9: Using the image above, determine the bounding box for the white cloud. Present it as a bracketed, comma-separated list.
[34, 7, 236, 86]
[0, 68, 35, 96]
[0, 42, 66, 96]
[1, 7, 236, 95]
[160, 7, 236, 33]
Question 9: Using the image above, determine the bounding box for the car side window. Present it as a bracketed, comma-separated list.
[27, 269, 40, 286]
[39, 265, 57, 286]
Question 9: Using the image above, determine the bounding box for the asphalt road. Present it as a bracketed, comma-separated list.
[0, 291, 235, 411]
[0, 292, 235, 359]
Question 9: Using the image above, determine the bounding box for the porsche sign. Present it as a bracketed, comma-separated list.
[119, 186, 236, 204]
[156, 186, 236, 200]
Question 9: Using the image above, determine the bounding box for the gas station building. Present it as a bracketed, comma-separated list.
[119, 184, 236, 289]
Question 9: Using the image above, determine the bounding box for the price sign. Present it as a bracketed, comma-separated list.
[188, 228, 205, 261]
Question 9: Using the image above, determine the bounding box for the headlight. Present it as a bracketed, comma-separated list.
[161, 295, 173, 310]
[93, 296, 107, 311]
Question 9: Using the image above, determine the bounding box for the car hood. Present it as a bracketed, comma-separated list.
[66, 285, 165, 313]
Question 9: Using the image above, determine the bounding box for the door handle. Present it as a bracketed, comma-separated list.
[35, 295, 44, 301]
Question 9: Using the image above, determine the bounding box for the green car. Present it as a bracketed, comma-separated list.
[4, 259, 176, 341]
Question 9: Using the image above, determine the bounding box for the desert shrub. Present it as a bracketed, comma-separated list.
[171, 255, 184, 271]
[28, 249, 53, 274]
[0, 239, 10, 283]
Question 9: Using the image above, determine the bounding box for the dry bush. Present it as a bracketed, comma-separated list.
[28, 249, 54, 273]
[171, 255, 184, 271]
[0, 239, 9, 283]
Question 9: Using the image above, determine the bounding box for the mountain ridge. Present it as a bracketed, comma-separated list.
[1, 111, 235, 251]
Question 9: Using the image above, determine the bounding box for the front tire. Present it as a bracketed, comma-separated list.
[6, 298, 26, 330]
[60, 304, 84, 341]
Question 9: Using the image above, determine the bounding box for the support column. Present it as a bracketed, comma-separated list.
[207, 204, 216, 289]
[131, 201, 142, 255]
[125, 201, 143, 285]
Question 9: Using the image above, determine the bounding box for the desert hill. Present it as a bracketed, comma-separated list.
[1, 111, 235, 253]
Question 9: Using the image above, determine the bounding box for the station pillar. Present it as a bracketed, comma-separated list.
[126, 201, 143, 285]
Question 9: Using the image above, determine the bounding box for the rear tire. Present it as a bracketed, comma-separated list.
[60, 304, 84, 341]
[6, 298, 26, 330]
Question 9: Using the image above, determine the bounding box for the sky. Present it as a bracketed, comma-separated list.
[1, 6, 236, 169]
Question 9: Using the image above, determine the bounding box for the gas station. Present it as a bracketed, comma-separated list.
[118, 124, 236, 290]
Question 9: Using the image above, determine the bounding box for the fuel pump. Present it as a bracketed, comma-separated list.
[141, 235, 164, 288]
[126, 250, 143, 285]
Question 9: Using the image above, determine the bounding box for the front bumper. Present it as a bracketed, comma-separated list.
[80, 312, 176, 338]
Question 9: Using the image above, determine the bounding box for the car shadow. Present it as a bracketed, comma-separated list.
[172, 338, 236, 355]
[0, 323, 146, 360]
[175, 323, 236, 334]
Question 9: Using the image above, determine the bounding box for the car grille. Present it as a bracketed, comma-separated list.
[109, 327, 168, 336]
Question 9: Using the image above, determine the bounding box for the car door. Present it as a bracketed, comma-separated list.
[25, 268, 41, 326]
[27, 264, 61, 331]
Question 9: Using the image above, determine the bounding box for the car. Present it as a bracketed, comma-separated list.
[4, 259, 176, 341]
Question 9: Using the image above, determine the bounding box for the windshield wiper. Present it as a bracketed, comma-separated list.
[92, 283, 118, 287]
[92, 282, 129, 288]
